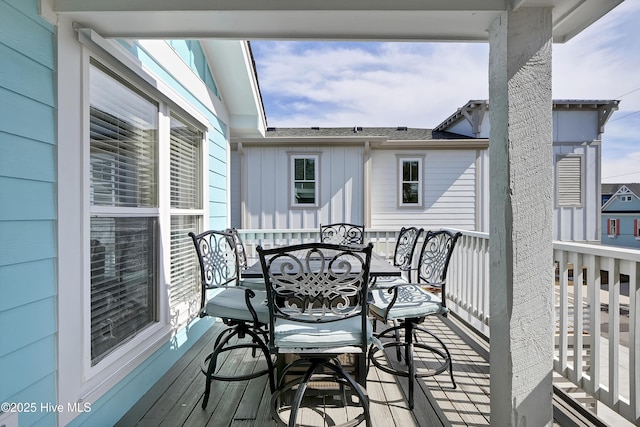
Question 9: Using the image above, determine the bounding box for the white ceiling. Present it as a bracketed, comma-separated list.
[48, 0, 624, 43]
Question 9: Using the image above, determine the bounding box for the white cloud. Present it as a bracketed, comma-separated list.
[252, 2, 640, 183]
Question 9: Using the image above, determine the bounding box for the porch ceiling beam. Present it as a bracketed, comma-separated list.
[46, 0, 623, 43]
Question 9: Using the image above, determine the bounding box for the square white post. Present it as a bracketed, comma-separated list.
[488, 7, 555, 427]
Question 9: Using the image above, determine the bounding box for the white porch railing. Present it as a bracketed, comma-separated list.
[236, 228, 639, 424]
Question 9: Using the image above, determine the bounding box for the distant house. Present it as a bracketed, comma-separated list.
[232, 99, 619, 243]
[601, 183, 640, 248]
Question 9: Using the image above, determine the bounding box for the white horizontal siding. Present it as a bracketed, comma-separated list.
[370, 150, 477, 230]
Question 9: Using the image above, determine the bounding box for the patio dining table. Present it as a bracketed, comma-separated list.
[241, 248, 402, 280]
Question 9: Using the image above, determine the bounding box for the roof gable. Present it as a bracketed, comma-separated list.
[602, 184, 640, 211]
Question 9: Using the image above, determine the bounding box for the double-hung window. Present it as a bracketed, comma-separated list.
[399, 157, 423, 207]
[607, 218, 619, 237]
[291, 155, 318, 206]
[89, 63, 160, 365]
[88, 62, 204, 365]
[169, 114, 203, 325]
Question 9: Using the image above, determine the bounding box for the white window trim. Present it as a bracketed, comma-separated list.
[57, 31, 211, 425]
[397, 155, 424, 208]
[607, 218, 618, 238]
[289, 153, 320, 208]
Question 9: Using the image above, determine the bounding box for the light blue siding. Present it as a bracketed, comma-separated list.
[0, 2, 57, 422]
[601, 193, 640, 248]
[167, 40, 220, 97]
[0, 259, 56, 312]
[0, 134, 55, 181]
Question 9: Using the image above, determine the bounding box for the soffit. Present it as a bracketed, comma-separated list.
[49, 0, 624, 43]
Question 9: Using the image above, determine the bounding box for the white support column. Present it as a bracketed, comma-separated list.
[488, 7, 554, 427]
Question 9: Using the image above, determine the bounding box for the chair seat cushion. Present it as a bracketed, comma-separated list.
[369, 284, 447, 320]
[372, 276, 409, 288]
[274, 316, 373, 349]
[204, 287, 269, 324]
[239, 277, 266, 290]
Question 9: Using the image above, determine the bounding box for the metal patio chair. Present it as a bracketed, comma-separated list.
[368, 229, 461, 409]
[227, 227, 266, 290]
[373, 226, 424, 286]
[319, 223, 365, 245]
[189, 229, 275, 409]
[258, 242, 374, 427]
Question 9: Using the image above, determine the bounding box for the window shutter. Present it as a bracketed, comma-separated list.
[607, 220, 611, 235]
[635, 219, 638, 237]
[616, 219, 620, 236]
[556, 156, 582, 207]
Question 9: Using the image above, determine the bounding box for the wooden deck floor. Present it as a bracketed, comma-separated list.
[116, 316, 597, 427]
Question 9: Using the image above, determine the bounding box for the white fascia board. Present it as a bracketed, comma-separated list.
[201, 40, 266, 138]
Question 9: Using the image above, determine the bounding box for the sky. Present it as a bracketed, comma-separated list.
[251, 2, 640, 184]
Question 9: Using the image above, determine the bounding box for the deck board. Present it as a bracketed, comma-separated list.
[118, 315, 598, 426]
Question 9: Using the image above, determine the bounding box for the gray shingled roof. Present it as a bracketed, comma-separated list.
[602, 183, 640, 197]
[264, 127, 470, 140]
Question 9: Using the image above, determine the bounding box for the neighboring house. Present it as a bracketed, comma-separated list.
[601, 183, 640, 248]
[232, 99, 618, 243]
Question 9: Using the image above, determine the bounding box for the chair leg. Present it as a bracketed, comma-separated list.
[202, 325, 276, 409]
[202, 328, 238, 409]
[404, 322, 416, 409]
[271, 358, 371, 427]
[323, 360, 372, 427]
[288, 361, 321, 427]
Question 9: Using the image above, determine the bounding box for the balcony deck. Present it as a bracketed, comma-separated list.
[116, 314, 597, 427]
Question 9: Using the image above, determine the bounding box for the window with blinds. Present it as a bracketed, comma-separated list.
[89, 62, 159, 364]
[169, 114, 202, 323]
[556, 155, 583, 207]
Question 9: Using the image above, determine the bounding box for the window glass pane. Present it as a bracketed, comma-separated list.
[305, 158, 315, 179]
[294, 158, 305, 180]
[410, 161, 419, 181]
[403, 183, 419, 204]
[170, 115, 202, 209]
[402, 161, 411, 181]
[295, 182, 316, 204]
[170, 216, 200, 316]
[90, 64, 158, 207]
[90, 217, 157, 365]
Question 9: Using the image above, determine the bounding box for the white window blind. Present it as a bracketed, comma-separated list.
[556, 155, 583, 207]
[89, 65, 158, 207]
[169, 115, 202, 325]
[170, 216, 200, 309]
[89, 62, 159, 364]
[170, 115, 202, 209]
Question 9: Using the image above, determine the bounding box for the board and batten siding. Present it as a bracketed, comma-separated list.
[553, 142, 601, 243]
[241, 145, 365, 229]
[0, 0, 57, 426]
[369, 150, 478, 229]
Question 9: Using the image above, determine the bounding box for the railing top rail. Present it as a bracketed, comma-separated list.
[553, 240, 640, 261]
